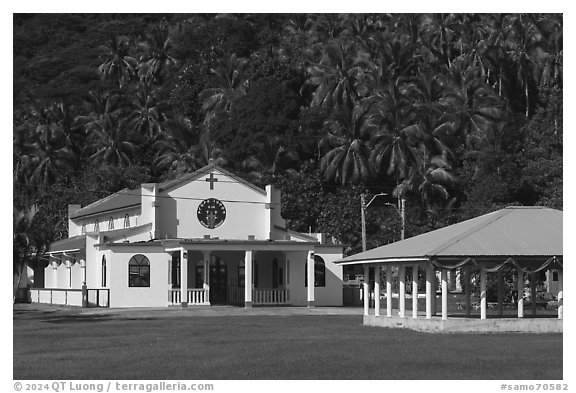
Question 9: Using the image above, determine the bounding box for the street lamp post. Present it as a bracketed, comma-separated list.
[360, 193, 387, 252]
[361, 193, 406, 252]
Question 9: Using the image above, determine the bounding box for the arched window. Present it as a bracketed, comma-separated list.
[102, 256, 107, 287]
[124, 214, 131, 228]
[108, 217, 114, 231]
[128, 254, 150, 287]
[305, 255, 326, 287]
[94, 219, 100, 233]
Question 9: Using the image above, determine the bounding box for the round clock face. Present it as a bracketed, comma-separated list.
[197, 198, 226, 229]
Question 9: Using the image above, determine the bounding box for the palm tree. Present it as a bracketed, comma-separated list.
[503, 15, 547, 117]
[368, 81, 424, 182]
[18, 103, 78, 186]
[319, 102, 374, 184]
[393, 152, 456, 223]
[241, 136, 300, 182]
[153, 116, 202, 176]
[199, 53, 250, 127]
[136, 21, 179, 85]
[86, 115, 135, 167]
[305, 38, 369, 110]
[98, 35, 138, 89]
[438, 58, 503, 149]
[128, 83, 166, 139]
[28, 126, 77, 186]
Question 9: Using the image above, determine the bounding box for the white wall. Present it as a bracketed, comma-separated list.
[107, 246, 170, 308]
[158, 171, 268, 240]
[285, 248, 343, 306]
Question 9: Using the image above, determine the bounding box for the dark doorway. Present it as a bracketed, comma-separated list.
[209, 257, 228, 304]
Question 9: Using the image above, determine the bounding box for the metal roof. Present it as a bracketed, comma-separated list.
[337, 206, 562, 265]
[69, 188, 141, 219]
[69, 164, 266, 219]
[47, 235, 86, 253]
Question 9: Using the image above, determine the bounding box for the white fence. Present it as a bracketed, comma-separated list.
[169, 288, 209, 305]
[253, 289, 289, 305]
[29, 288, 109, 308]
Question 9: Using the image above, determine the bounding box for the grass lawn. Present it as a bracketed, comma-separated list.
[13, 306, 562, 380]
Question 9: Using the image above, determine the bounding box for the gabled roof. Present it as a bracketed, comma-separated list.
[68, 164, 266, 220]
[159, 163, 266, 195]
[337, 206, 563, 265]
[69, 188, 141, 219]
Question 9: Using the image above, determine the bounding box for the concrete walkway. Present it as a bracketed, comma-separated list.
[14, 303, 364, 319]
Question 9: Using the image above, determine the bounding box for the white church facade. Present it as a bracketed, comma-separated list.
[30, 164, 344, 308]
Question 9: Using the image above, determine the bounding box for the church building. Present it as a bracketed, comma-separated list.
[31, 164, 344, 308]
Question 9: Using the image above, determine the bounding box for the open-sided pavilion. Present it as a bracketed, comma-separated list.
[336, 206, 563, 332]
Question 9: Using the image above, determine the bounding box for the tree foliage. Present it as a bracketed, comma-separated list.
[13, 13, 562, 273]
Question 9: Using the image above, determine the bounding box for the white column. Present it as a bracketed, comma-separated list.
[480, 267, 487, 320]
[426, 264, 433, 319]
[307, 250, 315, 307]
[374, 265, 381, 317]
[517, 270, 524, 318]
[244, 250, 253, 308]
[399, 265, 406, 317]
[386, 265, 392, 317]
[557, 270, 563, 320]
[180, 249, 188, 307]
[441, 268, 448, 320]
[412, 264, 419, 318]
[363, 265, 369, 316]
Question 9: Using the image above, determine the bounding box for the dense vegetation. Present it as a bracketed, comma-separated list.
[13, 14, 562, 276]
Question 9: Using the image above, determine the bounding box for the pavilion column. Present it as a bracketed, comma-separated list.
[307, 250, 315, 308]
[464, 265, 471, 317]
[374, 265, 381, 317]
[180, 249, 188, 307]
[517, 270, 524, 318]
[386, 265, 392, 317]
[412, 264, 419, 318]
[530, 273, 537, 317]
[399, 265, 406, 318]
[441, 268, 448, 320]
[426, 264, 433, 319]
[557, 270, 563, 320]
[363, 265, 369, 316]
[497, 270, 504, 316]
[244, 250, 253, 308]
[202, 251, 211, 305]
[480, 267, 487, 320]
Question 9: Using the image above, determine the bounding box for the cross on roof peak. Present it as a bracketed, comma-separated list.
[205, 173, 219, 190]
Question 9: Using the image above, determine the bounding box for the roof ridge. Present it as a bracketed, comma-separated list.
[427, 208, 513, 256]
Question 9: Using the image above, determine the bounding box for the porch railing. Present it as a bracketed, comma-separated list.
[169, 288, 209, 305]
[253, 288, 290, 305]
[29, 288, 110, 308]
